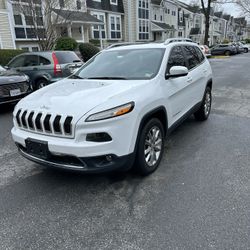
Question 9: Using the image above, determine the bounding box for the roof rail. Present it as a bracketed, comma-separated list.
[106, 42, 147, 49]
[164, 38, 194, 45]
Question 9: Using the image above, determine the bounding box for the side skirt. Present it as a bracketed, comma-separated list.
[167, 101, 202, 136]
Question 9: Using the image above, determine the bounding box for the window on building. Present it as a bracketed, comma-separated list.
[138, 0, 149, 40]
[26, 28, 37, 38]
[15, 27, 26, 39]
[110, 15, 121, 39]
[76, 0, 81, 10]
[154, 14, 157, 20]
[32, 47, 39, 52]
[160, 15, 163, 21]
[14, 15, 22, 25]
[92, 13, 106, 39]
[25, 16, 34, 26]
[178, 31, 182, 37]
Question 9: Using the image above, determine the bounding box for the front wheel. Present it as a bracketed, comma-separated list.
[36, 79, 48, 90]
[224, 50, 231, 56]
[244, 48, 248, 53]
[134, 118, 165, 176]
[194, 87, 212, 121]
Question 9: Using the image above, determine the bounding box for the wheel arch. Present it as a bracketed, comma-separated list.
[133, 106, 168, 154]
[206, 79, 213, 90]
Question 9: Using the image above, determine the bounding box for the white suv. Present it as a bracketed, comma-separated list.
[12, 40, 213, 176]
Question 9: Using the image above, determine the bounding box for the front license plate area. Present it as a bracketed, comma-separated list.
[10, 89, 21, 96]
[25, 138, 50, 160]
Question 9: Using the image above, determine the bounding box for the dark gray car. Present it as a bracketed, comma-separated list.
[0, 65, 32, 105]
[211, 44, 237, 56]
[7, 51, 83, 90]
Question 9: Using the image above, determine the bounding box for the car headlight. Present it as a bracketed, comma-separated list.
[86, 102, 134, 122]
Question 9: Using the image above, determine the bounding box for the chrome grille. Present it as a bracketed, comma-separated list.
[15, 109, 74, 138]
[0, 81, 29, 97]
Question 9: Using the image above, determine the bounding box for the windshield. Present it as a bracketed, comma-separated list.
[74, 48, 165, 80]
[0, 66, 6, 72]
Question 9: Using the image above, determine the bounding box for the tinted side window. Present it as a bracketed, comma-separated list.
[54, 52, 81, 64]
[23, 55, 39, 67]
[167, 46, 186, 73]
[194, 47, 205, 63]
[39, 56, 51, 65]
[8, 55, 25, 68]
[183, 46, 200, 70]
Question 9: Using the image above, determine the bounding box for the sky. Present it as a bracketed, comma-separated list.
[179, 0, 243, 18]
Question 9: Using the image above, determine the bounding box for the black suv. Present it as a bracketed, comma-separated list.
[7, 51, 83, 90]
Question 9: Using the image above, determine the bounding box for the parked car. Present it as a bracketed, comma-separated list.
[211, 44, 237, 56]
[231, 42, 244, 54]
[199, 45, 211, 57]
[7, 51, 83, 90]
[236, 42, 249, 53]
[12, 40, 213, 176]
[0, 65, 32, 105]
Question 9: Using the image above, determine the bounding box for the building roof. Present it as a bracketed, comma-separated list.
[53, 9, 103, 24]
[214, 11, 223, 18]
[190, 27, 201, 35]
[151, 21, 175, 31]
[86, 0, 124, 13]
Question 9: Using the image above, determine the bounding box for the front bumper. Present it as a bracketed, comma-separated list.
[0, 92, 31, 105]
[17, 143, 134, 173]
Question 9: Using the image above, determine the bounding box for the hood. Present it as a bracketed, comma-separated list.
[0, 70, 27, 85]
[18, 78, 147, 118]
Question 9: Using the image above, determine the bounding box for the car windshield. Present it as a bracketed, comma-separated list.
[74, 48, 165, 80]
[0, 65, 6, 72]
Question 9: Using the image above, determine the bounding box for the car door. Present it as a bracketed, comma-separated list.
[20, 55, 39, 82]
[162, 45, 191, 125]
[183, 45, 204, 106]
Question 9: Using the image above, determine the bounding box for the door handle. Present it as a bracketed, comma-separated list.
[187, 77, 193, 83]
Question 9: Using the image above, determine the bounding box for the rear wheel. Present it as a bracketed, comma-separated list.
[224, 50, 231, 56]
[244, 48, 248, 53]
[194, 87, 212, 121]
[36, 79, 48, 89]
[134, 118, 165, 176]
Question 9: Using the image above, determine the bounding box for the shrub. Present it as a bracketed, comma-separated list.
[0, 49, 24, 66]
[222, 39, 230, 44]
[245, 38, 250, 44]
[89, 39, 100, 47]
[55, 37, 78, 51]
[79, 43, 99, 62]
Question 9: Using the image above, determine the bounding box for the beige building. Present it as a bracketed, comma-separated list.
[0, 0, 15, 49]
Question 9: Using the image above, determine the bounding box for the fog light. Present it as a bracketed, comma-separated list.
[106, 155, 113, 162]
[86, 133, 112, 142]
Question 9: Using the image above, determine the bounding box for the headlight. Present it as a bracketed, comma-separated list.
[86, 102, 134, 122]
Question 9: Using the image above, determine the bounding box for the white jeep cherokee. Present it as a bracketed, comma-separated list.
[12, 40, 213, 176]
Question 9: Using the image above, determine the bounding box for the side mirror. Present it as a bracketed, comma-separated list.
[166, 66, 188, 79]
[4, 66, 10, 70]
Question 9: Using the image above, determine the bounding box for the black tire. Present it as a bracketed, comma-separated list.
[194, 87, 212, 121]
[36, 79, 48, 90]
[244, 48, 248, 53]
[224, 50, 231, 56]
[134, 118, 165, 176]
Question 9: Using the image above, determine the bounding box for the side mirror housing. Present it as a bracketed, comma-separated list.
[166, 66, 189, 79]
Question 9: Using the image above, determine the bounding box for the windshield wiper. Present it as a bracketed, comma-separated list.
[86, 76, 128, 80]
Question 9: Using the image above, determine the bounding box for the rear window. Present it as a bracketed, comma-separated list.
[54, 51, 81, 64]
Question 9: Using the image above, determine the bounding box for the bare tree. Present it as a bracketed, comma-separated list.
[217, 0, 250, 16]
[200, 0, 217, 46]
[10, 0, 74, 50]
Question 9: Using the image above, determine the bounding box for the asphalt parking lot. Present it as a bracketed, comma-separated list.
[1, 53, 250, 249]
